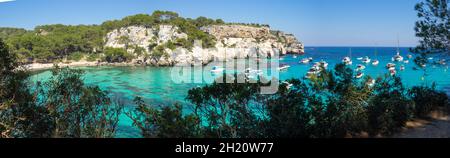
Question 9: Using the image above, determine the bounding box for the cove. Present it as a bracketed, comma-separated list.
[29, 47, 450, 137]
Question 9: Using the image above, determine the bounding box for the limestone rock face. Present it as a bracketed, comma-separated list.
[105, 25, 187, 49]
[201, 25, 271, 39]
[104, 24, 304, 66]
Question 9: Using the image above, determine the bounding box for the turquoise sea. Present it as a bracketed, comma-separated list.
[30, 47, 450, 137]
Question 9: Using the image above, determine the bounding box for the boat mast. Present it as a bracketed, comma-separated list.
[374, 43, 378, 57]
[396, 35, 400, 55]
[349, 47, 352, 57]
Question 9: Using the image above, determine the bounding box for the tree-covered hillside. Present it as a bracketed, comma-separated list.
[1, 11, 267, 64]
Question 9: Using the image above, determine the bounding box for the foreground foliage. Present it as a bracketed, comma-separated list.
[412, 0, 449, 67]
[129, 64, 449, 138]
[0, 39, 123, 138]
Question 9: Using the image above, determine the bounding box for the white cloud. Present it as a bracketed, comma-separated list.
[0, 0, 15, 3]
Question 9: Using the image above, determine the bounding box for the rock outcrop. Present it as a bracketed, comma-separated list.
[104, 24, 304, 66]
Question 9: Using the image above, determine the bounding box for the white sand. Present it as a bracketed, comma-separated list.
[21, 61, 103, 71]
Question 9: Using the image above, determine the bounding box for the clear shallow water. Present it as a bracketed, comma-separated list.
[30, 47, 450, 137]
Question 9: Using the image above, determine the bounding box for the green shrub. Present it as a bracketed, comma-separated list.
[164, 41, 176, 50]
[127, 97, 201, 138]
[408, 84, 449, 118]
[367, 77, 413, 136]
[150, 45, 169, 63]
[67, 52, 84, 61]
[103, 47, 134, 63]
[86, 53, 100, 62]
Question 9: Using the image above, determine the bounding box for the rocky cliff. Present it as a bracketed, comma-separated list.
[105, 24, 304, 66]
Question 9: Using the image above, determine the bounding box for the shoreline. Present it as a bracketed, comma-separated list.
[21, 61, 149, 72]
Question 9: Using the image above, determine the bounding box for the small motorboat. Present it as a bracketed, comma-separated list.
[282, 81, 294, 90]
[278, 64, 290, 71]
[307, 65, 321, 75]
[245, 68, 263, 75]
[407, 54, 413, 59]
[404, 60, 409, 64]
[293, 55, 298, 59]
[386, 63, 396, 69]
[306, 64, 323, 79]
[342, 57, 353, 65]
[316, 60, 329, 69]
[211, 66, 225, 73]
[357, 57, 363, 61]
[367, 79, 376, 87]
[356, 64, 366, 71]
[400, 65, 405, 71]
[372, 60, 380, 66]
[361, 56, 371, 64]
[300, 58, 311, 64]
[355, 72, 364, 79]
[439, 59, 446, 65]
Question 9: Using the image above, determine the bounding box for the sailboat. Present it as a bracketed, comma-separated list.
[342, 48, 353, 65]
[372, 47, 380, 66]
[362, 56, 371, 64]
[392, 37, 404, 62]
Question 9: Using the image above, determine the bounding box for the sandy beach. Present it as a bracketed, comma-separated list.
[20, 61, 143, 71]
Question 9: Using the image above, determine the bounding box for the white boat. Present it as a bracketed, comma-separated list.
[342, 57, 353, 65]
[361, 56, 371, 64]
[386, 63, 396, 69]
[372, 60, 380, 66]
[393, 53, 404, 62]
[367, 79, 376, 87]
[282, 81, 293, 90]
[278, 64, 290, 71]
[306, 64, 322, 78]
[357, 57, 363, 60]
[356, 64, 366, 71]
[407, 54, 413, 59]
[211, 66, 225, 73]
[293, 55, 298, 59]
[404, 60, 409, 64]
[245, 68, 263, 75]
[400, 65, 405, 71]
[300, 58, 310, 64]
[393, 38, 404, 62]
[439, 59, 446, 65]
[420, 64, 427, 68]
[355, 72, 364, 79]
[316, 60, 329, 69]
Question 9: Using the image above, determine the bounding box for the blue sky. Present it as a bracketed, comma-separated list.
[0, 0, 421, 47]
